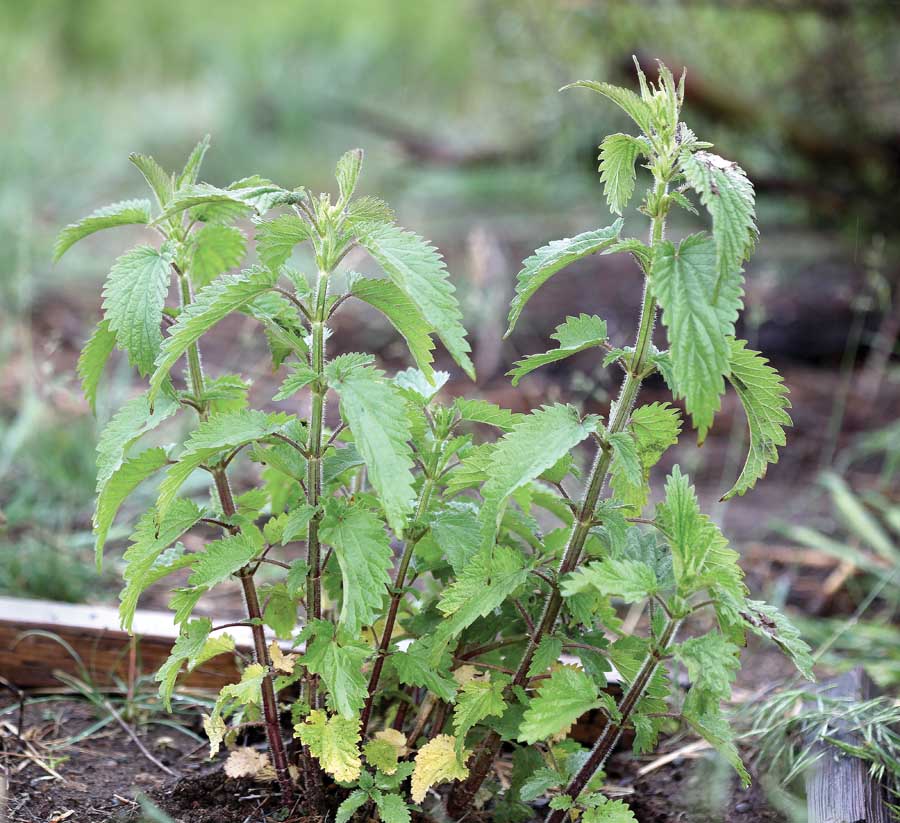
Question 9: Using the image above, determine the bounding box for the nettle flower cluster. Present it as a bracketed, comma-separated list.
[57, 62, 812, 823]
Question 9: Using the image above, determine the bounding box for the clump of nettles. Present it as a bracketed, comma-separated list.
[57, 60, 812, 823]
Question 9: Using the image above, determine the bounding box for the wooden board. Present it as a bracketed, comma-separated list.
[0, 596, 261, 691]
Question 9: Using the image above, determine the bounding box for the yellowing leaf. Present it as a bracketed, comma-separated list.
[411, 735, 469, 804]
[269, 642, 297, 674]
[224, 746, 270, 778]
[202, 712, 226, 758]
[295, 709, 362, 783]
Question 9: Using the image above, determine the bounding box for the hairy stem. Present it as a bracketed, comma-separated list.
[546, 620, 681, 823]
[447, 182, 669, 817]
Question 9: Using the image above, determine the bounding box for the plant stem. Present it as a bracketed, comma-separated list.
[447, 182, 669, 818]
[546, 620, 681, 823]
[176, 269, 295, 805]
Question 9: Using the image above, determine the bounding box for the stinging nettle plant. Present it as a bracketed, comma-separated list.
[57, 60, 812, 823]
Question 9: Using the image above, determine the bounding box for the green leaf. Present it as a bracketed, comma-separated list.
[156, 619, 237, 709]
[255, 214, 313, 271]
[273, 363, 318, 402]
[676, 633, 740, 700]
[335, 148, 364, 207]
[506, 221, 623, 336]
[301, 623, 370, 718]
[119, 499, 202, 631]
[582, 797, 638, 823]
[479, 404, 599, 548]
[190, 225, 247, 288]
[453, 398, 524, 431]
[343, 196, 394, 233]
[739, 600, 814, 680]
[336, 789, 368, 823]
[281, 503, 318, 545]
[452, 676, 508, 756]
[527, 636, 563, 678]
[520, 768, 563, 802]
[129, 153, 173, 209]
[680, 151, 757, 295]
[94, 447, 168, 566]
[176, 135, 210, 190]
[263, 583, 296, 639]
[357, 222, 474, 380]
[326, 361, 415, 536]
[156, 409, 289, 522]
[607, 431, 641, 488]
[598, 134, 645, 215]
[562, 557, 658, 603]
[394, 367, 448, 402]
[150, 267, 278, 402]
[518, 667, 600, 744]
[508, 314, 608, 386]
[78, 319, 116, 414]
[347, 274, 437, 381]
[431, 545, 529, 663]
[102, 244, 174, 376]
[721, 339, 791, 501]
[320, 500, 393, 634]
[610, 403, 682, 515]
[155, 183, 256, 225]
[563, 81, 654, 136]
[682, 688, 749, 787]
[54, 199, 152, 261]
[295, 709, 363, 783]
[429, 501, 481, 574]
[374, 792, 411, 823]
[188, 533, 260, 588]
[652, 233, 743, 440]
[389, 638, 458, 703]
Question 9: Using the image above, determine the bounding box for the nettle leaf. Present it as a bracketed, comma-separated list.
[411, 735, 469, 804]
[102, 244, 174, 376]
[479, 404, 599, 548]
[177, 135, 211, 190]
[452, 676, 508, 756]
[683, 688, 749, 787]
[335, 148, 364, 207]
[343, 196, 394, 233]
[78, 319, 117, 414]
[740, 600, 814, 680]
[273, 363, 318, 402]
[390, 637, 457, 703]
[357, 222, 474, 380]
[506, 221, 623, 336]
[562, 557, 658, 604]
[119, 499, 202, 631]
[129, 154, 173, 209]
[157, 619, 237, 709]
[156, 183, 256, 225]
[564, 81, 654, 137]
[598, 133, 646, 215]
[652, 233, 743, 440]
[150, 267, 279, 402]
[721, 339, 791, 501]
[54, 199, 152, 261]
[188, 533, 260, 588]
[375, 793, 411, 823]
[680, 150, 757, 294]
[156, 409, 290, 522]
[320, 499, 393, 634]
[190, 225, 247, 288]
[295, 709, 362, 783]
[518, 667, 600, 744]
[254, 214, 313, 271]
[508, 314, 608, 386]
[453, 398, 524, 432]
[364, 729, 406, 775]
[676, 633, 740, 700]
[610, 403, 682, 515]
[607, 431, 641, 487]
[431, 545, 530, 663]
[347, 274, 436, 381]
[326, 359, 415, 536]
[582, 797, 638, 823]
[301, 622, 370, 718]
[429, 501, 481, 574]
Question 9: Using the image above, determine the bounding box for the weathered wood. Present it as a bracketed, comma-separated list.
[805, 667, 889, 823]
[0, 596, 259, 691]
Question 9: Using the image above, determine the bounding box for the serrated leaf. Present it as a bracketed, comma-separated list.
[273, 363, 318, 402]
[119, 499, 202, 631]
[150, 267, 278, 402]
[564, 81, 654, 136]
[190, 225, 247, 288]
[156, 183, 256, 224]
[101, 244, 174, 376]
[54, 199, 152, 261]
[335, 148, 364, 207]
[562, 557, 658, 603]
[223, 747, 269, 778]
[721, 339, 791, 500]
[374, 793, 411, 823]
[527, 636, 563, 678]
[411, 735, 469, 803]
[452, 676, 507, 756]
[282, 504, 318, 545]
[157, 619, 237, 710]
[326, 361, 415, 536]
[364, 733, 404, 775]
[348, 274, 436, 381]
[506, 221, 623, 336]
[652, 233, 743, 440]
[680, 151, 757, 295]
[394, 367, 448, 402]
[429, 501, 481, 574]
[739, 600, 814, 680]
[582, 797, 638, 823]
[453, 398, 524, 431]
[188, 533, 260, 588]
[389, 639, 458, 703]
[295, 710, 362, 783]
[320, 500, 393, 634]
[336, 789, 368, 823]
[176, 135, 210, 190]
[129, 154, 173, 209]
[598, 133, 645, 215]
[263, 583, 296, 639]
[607, 431, 641, 487]
[156, 410, 289, 522]
[479, 404, 599, 548]
[508, 314, 608, 385]
[78, 319, 116, 414]
[518, 667, 600, 744]
[301, 623, 370, 718]
[357, 222, 474, 380]
[343, 196, 394, 233]
[682, 688, 749, 787]
[255, 214, 313, 271]
[676, 633, 740, 700]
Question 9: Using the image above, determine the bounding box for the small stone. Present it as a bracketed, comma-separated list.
[735, 801, 751, 813]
